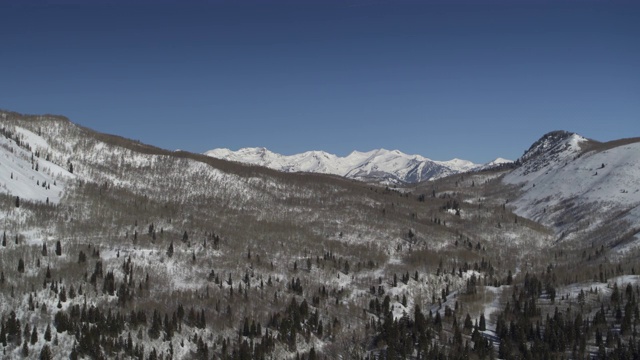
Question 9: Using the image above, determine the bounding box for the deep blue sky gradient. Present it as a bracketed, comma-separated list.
[1, 1, 638, 162]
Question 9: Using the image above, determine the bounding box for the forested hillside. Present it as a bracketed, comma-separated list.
[1, 110, 640, 359]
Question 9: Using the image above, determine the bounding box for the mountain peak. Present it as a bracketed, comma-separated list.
[504, 130, 640, 241]
[520, 130, 586, 164]
[506, 130, 589, 181]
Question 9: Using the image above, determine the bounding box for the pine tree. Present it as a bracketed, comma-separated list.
[15, 196, 20, 208]
[23, 323, 30, 342]
[42, 243, 47, 256]
[21, 340, 29, 357]
[464, 313, 473, 331]
[39, 344, 52, 360]
[167, 242, 174, 258]
[59, 287, 67, 303]
[18, 258, 25, 273]
[6, 311, 20, 345]
[0, 322, 6, 347]
[69, 343, 78, 360]
[199, 309, 206, 328]
[55, 241, 61, 256]
[479, 313, 486, 331]
[2, 231, 6, 247]
[148, 310, 162, 339]
[44, 324, 51, 342]
[30, 326, 37, 345]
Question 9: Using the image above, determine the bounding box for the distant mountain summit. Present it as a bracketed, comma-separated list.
[205, 147, 509, 184]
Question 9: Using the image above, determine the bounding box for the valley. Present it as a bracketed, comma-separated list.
[1, 110, 640, 359]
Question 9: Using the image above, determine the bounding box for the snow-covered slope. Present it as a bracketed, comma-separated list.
[504, 131, 640, 245]
[206, 147, 503, 184]
[0, 126, 72, 204]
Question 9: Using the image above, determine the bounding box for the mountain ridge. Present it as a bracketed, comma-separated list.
[205, 146, 510, 184]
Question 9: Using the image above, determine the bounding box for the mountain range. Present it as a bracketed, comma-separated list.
[206, 147, 512, 184]
[2, 110, 640, 359]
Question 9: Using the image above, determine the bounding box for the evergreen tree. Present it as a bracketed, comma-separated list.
[59, 287, 67, 303]
[69, 343, 78, 360]
[464, 313, 473, 331]
[30, 326, 37, 345]
[167, 242, 174, 258]
[44, 324, 51, 342]
[55, 240, 61, 256]
[0, 322, 6, 347]
[6, 311, 21, 345]
[148, 310, 162, 339]
[15, 196, 20, 208]
[21, 340, 29, 357]
[23, 323, 30, 342]
[479, 313, 486, 331]
[18, 258, 25, 273]
[199, 309, 206, 328]
[39, 344, 52, 360]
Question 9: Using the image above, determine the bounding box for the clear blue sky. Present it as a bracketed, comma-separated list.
[1, 1, 638, 163]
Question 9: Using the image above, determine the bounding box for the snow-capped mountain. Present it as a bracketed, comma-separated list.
[205, 147, 506, 184]
[504, 130, 640, 246]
